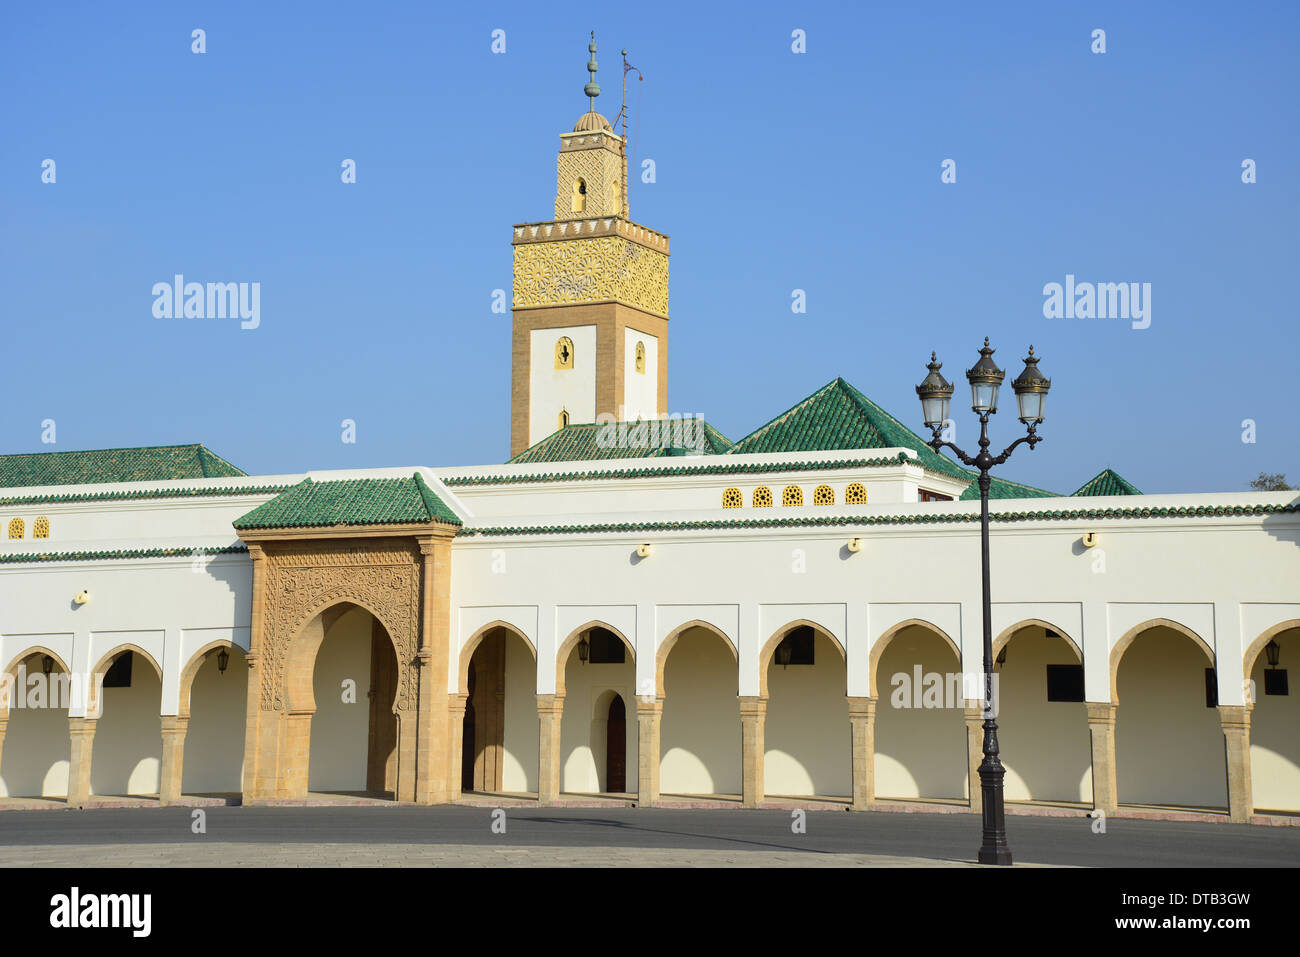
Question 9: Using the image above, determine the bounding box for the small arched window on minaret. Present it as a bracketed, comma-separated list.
[572, 177, 587, 213]
[555, 336, 574, 369]
[558, 408, 570, 429]
[634, 341, 645, 374]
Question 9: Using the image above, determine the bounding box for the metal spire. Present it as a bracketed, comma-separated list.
[584, 32, 601, 111]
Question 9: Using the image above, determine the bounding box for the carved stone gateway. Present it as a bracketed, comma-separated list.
[237, 526, 455, 804]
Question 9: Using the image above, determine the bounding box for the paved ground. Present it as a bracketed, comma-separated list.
[0, 805, 1295, 866]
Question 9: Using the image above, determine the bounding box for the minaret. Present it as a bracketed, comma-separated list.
[510, 34, 670, 457]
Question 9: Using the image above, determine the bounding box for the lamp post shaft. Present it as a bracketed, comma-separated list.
[976, 460, 1012, 866]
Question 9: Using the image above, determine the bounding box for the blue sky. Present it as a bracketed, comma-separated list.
[3, 1, 1296, 493]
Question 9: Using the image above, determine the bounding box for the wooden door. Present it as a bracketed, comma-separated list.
[606, 695, 626, 792]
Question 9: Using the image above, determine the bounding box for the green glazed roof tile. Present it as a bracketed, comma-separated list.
[1073, 468, 1142, 497]
[234, 473, 462, 530]
[0, 444, 244, 488]
[508, 418, 732, 464]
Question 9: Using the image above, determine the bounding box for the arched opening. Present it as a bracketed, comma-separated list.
[1246, 624, 1300, 812]
[604, 694, 626, 792]
[1114, 623, 1223, 809]
[558, 623, 635, 795]
[763, 623, 848, 798]
[572, 177, 587, 213]
[991, 623, 1089, 804]
[659, 624, 739, 796]
[181, 643, 248, 796]
[461, 625, 539, 794]
[872, 623, 966, 800]
[0, 650, 72, 798]
[90, 647, 163, 798]
[295, 604, 400, 798]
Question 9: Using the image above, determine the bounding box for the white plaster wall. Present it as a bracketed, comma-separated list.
[660, 628, 739, 795]
[182, 648, 247, 794]
[308, 608, 373, 792]
[874, 626, 966, 799]
[91, 659, 161, 796]
[1116, 628, 1226, 808]
[622, 328, 658, 422]
[1248, 628, 1300, 812]
[996, 630, 1091, 803]
[559, 649, 636, 793]
[529, 325, 597, 445]
[501, 636, 539, 792]
[765, 633, 850, 796]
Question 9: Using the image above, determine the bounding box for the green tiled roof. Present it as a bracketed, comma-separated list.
[234, 473, 461, 530]
[726, 378, 1058, 500]
[959, 475, 1059, 501]
[0, 544, 248, 565]
[508, 419, 733, 464]
[1073, 468, 1142, 497]
[0, 444, 244, 488]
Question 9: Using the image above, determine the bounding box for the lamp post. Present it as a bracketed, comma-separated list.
[916, 337, 1051, 866]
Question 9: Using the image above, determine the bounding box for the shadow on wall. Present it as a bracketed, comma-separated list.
[1249, 627, 1300, 812]
[765, 632, 849, 797]
[660, 629, 739, 795]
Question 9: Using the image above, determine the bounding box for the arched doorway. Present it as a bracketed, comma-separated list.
[993, 623, 1090, 803]
[763, 623, 849, 798]
[181, 643, 248, 795]
[303, 604, 399, 796]
[558, 623, 635, 795]
[459, 624, 539, 794]
[659, 624, 740, 796]
[89, 647, 163, 798]
[1246, 624, 1300, 812]
[0, 650, 72, 798]
[872, 623, 966, 800]
[1114, 623, 1223, 809]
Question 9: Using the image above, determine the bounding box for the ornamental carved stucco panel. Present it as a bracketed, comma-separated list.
[259, 544, 421, 713]
[513, 236, 669, 317]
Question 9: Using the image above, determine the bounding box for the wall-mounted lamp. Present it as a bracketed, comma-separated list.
[847, 538, 862, 553]
[636, 543, 653, 558]
[776, 640, 793, 670]
[217, 646, 230, 675]
[995, 646, 1008, 668]
[73, 590, 91, 605]
[577, 635, 590, 665]
[42, 655, 54, 677]
[1266, 639, 1281, 669]
[1081, 532, 1098, 548]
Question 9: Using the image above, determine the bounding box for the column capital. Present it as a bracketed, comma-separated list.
[536, 693, 566, 715]
[1218, 704, 1250, 731]
[738, 695, 767, 718]
[161, 715, 189, 735]
[635, 697, 663, 716]
[847, 695, 877, 718]
[1085, 701, 1118, 725]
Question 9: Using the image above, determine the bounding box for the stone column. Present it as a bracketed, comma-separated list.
[963, 704, 984, 814]
[415, 536, 453, 806]
[739, 696, 767, 808]
[537, 694, 564, 805]
[1219, 705, 1252, 824]
[0, 717, 8, 783]
[67, 716, 97, 808]
[240, 544, 274, 804]
[847, 696, 877, 811]
[636, 697, 662, 807]
[159, 715, 189, 806]
[447, 691, 469, 801]
[1085, 702, 1118, 815]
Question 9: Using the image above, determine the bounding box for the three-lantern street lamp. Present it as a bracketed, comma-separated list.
[916, 337, 1051, 866]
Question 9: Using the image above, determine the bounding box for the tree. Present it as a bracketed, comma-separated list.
[1249, 473, 1294, 491]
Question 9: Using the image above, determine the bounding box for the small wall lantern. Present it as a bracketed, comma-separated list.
[577, 635, 590, 665]
[42, 655, 54, 677]
[847, 538, 862, 553]
[73, 590, 91, 605]
[636, 543, 653, 558]
[217, 646, 230, 675]
[1081, 532, 1098, 548]
[1266, 639, 1281, 669]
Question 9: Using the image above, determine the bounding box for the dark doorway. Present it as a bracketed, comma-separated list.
[606, 694, 626, 792]
[462, 665, 476, 792]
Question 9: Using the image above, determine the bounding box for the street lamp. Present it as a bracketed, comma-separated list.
[916, 337, 1050, 866]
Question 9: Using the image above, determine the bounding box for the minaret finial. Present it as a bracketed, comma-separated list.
[584, 32, 601, 111]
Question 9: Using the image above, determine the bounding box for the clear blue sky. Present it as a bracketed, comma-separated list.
[3, 1, 1296, 494]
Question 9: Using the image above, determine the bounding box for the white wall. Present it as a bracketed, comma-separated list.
[529, 325, 597, 445]
[559, 646, 635, 793]
[0, 663, 70, 797]
[622, 328, 658, 421]
[1248, 628, 1300, 812]
[501, 635, 539, 792]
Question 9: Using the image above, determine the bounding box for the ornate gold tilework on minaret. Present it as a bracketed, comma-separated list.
[510, 34, 670, 457]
